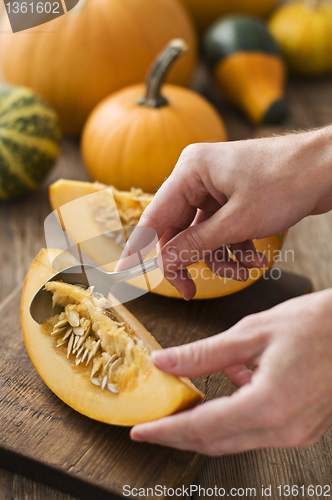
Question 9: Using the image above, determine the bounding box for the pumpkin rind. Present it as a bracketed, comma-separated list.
[82, 40, 227, 193]
[0, 85, 61, 200]
[49, 179, 287, 300]
[0, 0, 197, 135]
[21, 248, 203, 426]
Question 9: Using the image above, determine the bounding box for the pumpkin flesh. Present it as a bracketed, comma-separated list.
[49, 179, 286, 300]
[21, 248, 203, 426]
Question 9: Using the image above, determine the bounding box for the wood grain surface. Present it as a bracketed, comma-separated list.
[0, 288, 206, 500]
[1, 60, 332, 500]
[0, 269, 313, 500]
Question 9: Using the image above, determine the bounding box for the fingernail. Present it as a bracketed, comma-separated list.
[224, 269, 248, 282]
[237, 268, 249, 282]
[256, 253, 268, 268]
[130, 427, 145, 442]
[151, 349, 177, 369]
[175, 285, 192, 301]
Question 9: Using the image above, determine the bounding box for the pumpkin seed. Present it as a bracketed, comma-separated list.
[67, 333, 74, 358]
[108, 383, 118, 394]
[101, 375, 108, 390]
[91, 378, 100, 387]
[61, 327, 73, 342]
[47, 283, 152, 397]
[110, 357, 123, 373]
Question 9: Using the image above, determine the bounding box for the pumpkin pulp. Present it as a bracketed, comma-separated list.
[49, 179, 287, 300]
[21, 248, 203, 426]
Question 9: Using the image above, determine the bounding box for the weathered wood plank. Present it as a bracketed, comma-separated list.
[1, 60, 332, 499]
[0, 270, 312, 500]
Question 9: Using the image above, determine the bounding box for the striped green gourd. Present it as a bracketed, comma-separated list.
[0, 85, 61, 200]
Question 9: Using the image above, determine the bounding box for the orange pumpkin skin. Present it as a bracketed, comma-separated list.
[0, 0, 196, 135]
[179, 0, 279, 34]
[82, 83, 227, 193]
[269, 1, 332, 77]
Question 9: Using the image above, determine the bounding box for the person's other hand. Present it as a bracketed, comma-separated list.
[131, 290, 332, 455]
[138, 127, 332, 299]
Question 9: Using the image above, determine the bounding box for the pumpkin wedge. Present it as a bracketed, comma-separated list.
[49, 179, 287, 300]
[21, 248, 203, 426]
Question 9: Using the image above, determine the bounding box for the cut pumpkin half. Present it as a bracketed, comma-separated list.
[49, 179, 287, 299]
[21, 249, 203, 426]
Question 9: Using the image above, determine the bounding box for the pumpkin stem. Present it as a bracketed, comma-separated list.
[305, 0, 321, 10]
[138, 39, 188, 109]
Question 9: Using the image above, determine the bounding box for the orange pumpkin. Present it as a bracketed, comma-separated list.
[82, 39, 227, 193]
[269, 0, 332, 77]
[179, 0, 279, 34]
[0, 0, 196, 135]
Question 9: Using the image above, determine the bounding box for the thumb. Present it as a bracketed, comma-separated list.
[151, 325, 268, 378]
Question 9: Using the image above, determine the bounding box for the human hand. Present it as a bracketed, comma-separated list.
[130, 290, 332, 455]
[138, 127, 332, 299]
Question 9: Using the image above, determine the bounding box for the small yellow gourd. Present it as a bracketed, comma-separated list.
[269, 0, 332, 77]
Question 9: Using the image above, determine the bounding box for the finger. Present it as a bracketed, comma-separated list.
[228, 241, 268, 269]
[115, 224, 160, 271]
[137, 168, 213, 241]
[204, 246, 249, 282]
[131, 387, 262, 453]
[158, 195, 227, 250]
[158, 204, 197, 250]
[160, 201, 248, 272]
[151, 326, 268, 377]
[163, 268, 196, 301]
[223, 364, 254, 387]
[192, 204, 223, 226]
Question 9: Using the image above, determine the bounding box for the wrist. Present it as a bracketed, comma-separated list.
[301, 126, 332, 209]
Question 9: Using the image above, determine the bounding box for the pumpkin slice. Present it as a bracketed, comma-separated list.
[21, 248, 203, 426]
[49, 179, 287, 299]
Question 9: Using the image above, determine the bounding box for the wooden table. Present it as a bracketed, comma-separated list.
[1, 65, 332, 499]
